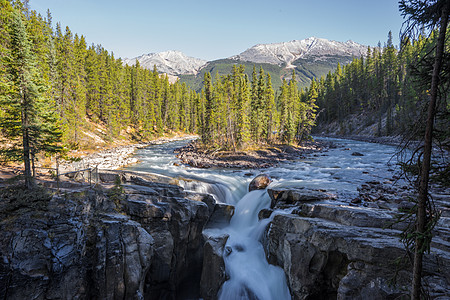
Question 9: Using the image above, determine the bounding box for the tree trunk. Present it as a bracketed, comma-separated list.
[22, 104, 33, 189]
[411, 3, 449, 299]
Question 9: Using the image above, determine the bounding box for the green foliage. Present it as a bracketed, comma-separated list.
[0, 5, 63, 187]
[0, 3, 320, 162]
[197, 65, 317, 149]
[108, 175, 125, 212]
[1, 3, 203, 151]
[312, 30, 449, 142]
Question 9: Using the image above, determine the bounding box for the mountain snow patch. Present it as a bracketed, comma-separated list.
[230, 37, 367, 66]
[123, 50, 207, 76]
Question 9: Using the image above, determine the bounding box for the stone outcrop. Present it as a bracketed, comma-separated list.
[262, 199, 450, 299]
[0, 171, 232, 300]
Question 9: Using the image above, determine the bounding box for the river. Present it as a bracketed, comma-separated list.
[125, 137, 404, 300]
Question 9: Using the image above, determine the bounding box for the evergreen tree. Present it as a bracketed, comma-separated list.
[0, 9, 61, 188]
[399, 1, 450, 298]
[202, 72, 213, 144]
[297, 79, 318, 143]
[263, 74, 276, 143]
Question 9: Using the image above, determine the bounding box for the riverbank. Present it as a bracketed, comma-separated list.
[174, 140, 329, 169]
[0, 134, 198, 184]
[57, 134, 198, 173]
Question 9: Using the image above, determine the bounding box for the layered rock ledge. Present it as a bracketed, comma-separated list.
[260, 186, 450, 299]
[0, 170, 233, 300]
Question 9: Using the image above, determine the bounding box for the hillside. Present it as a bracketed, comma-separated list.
[179, 59, 286, 92]
[178, 55, 359, 92]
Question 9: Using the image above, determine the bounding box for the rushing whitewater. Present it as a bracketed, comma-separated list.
[218, 189, 291, 300]
[125, 137, 404, 299]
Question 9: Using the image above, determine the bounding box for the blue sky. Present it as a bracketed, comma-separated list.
[30, 0, 405, 61]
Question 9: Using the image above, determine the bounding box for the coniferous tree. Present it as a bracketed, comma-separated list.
[263, 74, 277, 143]
[202, 72, 213, 144]
[399, 1, 450, 298]
[0, 8, 61, 188]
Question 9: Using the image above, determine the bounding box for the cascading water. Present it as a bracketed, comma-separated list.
[218, 189, 291, 300]
[125, 137, 406, 299]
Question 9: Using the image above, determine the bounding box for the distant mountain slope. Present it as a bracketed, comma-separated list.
[179, 59, 286, 91]
[125, 37, 367, 90]
[231, 37, 367, 67]
[122, 50, 207, 75]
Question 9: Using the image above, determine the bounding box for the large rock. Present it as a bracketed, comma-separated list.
[200, 234, 229, 300]
[92, 215, 154, 299]
[122, 181, 212, 299]
[248, 174, 271, 192]
[262, 203, 450, 299]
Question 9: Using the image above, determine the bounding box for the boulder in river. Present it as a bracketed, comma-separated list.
[248, 174, 271, 192]
[351, 152, 364, 156]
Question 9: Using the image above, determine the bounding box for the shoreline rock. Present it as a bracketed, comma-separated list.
[261, 182, 450, 299]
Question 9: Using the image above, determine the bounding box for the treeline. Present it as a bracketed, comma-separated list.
[0, 0, 320, 161]
[0, 1, 200, 153]
[312, 31, 449, 137]
[199, 66, 318, 149]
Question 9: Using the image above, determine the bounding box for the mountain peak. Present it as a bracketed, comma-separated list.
[123, 51, 207, 76]
[231, 37, 367, 66]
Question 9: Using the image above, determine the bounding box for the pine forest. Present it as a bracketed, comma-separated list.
[0, 1, 449, 163]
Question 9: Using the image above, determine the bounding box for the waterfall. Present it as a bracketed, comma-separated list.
[125, 137, 405, 300]
[179, 180, 236, 204]
[218, 189, 291, 300]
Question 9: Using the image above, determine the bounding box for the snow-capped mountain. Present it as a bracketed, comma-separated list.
[231, 37, 367, 67]
[123, 50, 207, 76]
[124, 37, 367, 80]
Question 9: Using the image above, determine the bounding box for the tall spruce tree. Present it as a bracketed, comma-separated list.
[0, 8, 61, 188]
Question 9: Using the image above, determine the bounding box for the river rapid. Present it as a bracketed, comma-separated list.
[125, 137, 404, 300]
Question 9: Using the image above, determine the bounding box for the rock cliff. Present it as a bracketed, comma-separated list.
[0, 171, 232, 300]
[262, 188, 450, 299]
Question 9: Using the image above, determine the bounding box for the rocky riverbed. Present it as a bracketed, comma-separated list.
[58, 135, 198, 173]
[1, 134, 449, 299]
[199, 176, 450, 300]
[0, 169, 449, 299]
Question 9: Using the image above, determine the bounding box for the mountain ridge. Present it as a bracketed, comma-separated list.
[123, 37, 368, 90]
[229, 37, 367, 67]
[123, 37, 367, 76]
[122, 50, 207, 76]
